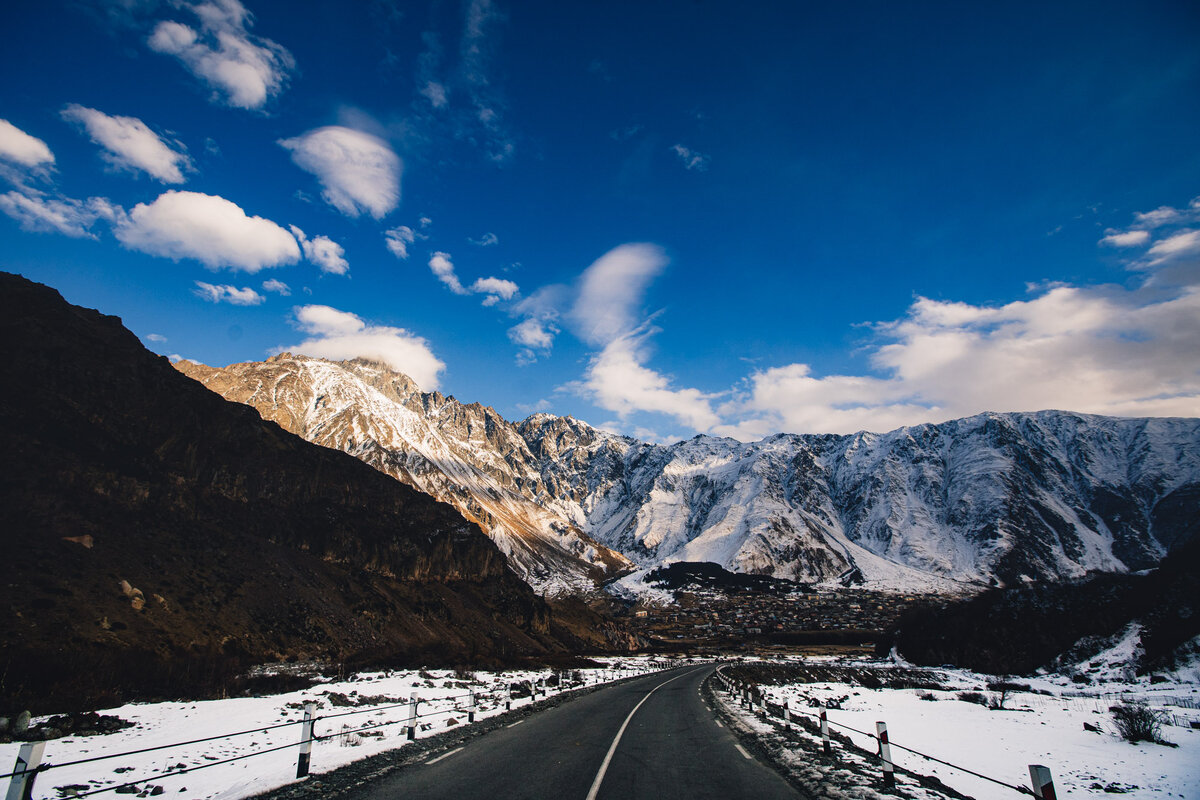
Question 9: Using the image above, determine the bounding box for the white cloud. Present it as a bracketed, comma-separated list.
[569, 243, 667, 346]
[0, 119, 55, 172]
[670, 143, 710, 171]
[507, 286, 564, 364]
[193, 281, 265, 305]
[262, 278, 291, 296]
[288, 225, 349, 275]
[714, 283, 1200, 437]
[0, 190, 119, 238]
[580, 333, 720, 432]
[384, 225, 416, 259]
[471, 276, 518, 301]
[1147, 229, 1200, 263]
[146, 333, 168, 343]
[429, 251, 467, 294]
[147, 0, 294, 109]
[1100, 229, 1150, 247]
[276, 304, 445, 390]
[114, 190, 300, 271]
[470, 231, 498, 246]
[279, 126, 401, 219]
[509, 315, 557, 351]
[61, 104, 192, 183]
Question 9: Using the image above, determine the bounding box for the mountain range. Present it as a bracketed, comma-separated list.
[179, 354, 1200, 595]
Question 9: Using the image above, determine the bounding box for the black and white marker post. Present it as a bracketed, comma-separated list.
[1029, 765, 1057, 799]
[819, 707, 831, 754]
[4, 741, 45, 800]
[876, 721, 894, 788]
[406, 697, 418, 741]
[295, 702, 315, 779]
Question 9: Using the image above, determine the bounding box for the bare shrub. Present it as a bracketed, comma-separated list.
[957, 691, 988, 705]
[1111, 703, 1166, 744]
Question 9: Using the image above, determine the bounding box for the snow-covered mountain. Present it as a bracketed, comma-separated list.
[178, 356, 1200, 595]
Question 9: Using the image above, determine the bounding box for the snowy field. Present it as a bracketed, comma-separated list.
[0, 656, 681, 800]
[739, 642, 1200, 800]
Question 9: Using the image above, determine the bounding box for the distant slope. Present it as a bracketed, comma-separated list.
[176, 354, 633, 595]
[0, 273, 610, 713]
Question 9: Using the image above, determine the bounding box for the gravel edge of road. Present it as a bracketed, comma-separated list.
[701, 672, 974, 800]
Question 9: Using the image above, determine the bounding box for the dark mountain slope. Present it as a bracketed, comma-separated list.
[0, 273, 601, 712]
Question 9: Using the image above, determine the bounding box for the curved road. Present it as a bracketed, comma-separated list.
[354, 665, 800, 800]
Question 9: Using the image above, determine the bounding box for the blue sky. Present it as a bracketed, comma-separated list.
[2, 0, 1198, 442]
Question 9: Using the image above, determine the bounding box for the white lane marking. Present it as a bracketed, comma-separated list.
[425, 746, 464, 765]
[585, 667, 705, 800]
[734, 743, 752, 760]
[506, 719, 524, 728]
[715, 720, 724, 728]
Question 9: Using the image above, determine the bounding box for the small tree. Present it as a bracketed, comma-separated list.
[1111, 702, 1165, 744]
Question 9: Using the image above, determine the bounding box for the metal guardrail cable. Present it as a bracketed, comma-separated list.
[716, 676, 1035, 798]
[0, 717, 311, 780]
[66, 739, 307, 799]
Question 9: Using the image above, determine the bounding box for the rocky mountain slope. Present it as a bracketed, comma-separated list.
[0, 273, 618, 713]
[181, 359, 1200, 596]
[176, 355, 632, 595]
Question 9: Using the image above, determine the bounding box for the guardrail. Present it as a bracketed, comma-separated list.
[4, 660, 692, 799]
[711, 665, 1056, 799]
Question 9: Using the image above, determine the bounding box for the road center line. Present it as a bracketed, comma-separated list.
[506, 719, 524, 728]
[584, 667, 704, 800]
[734, 744, 752, 760]
[425, 746, 463, 765]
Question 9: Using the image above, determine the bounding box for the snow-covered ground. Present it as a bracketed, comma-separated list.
[0, 656, 681, 800]
[737, 648, 1200, 800]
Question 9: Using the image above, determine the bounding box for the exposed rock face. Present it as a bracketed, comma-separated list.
[0, 273, 609, 712]
[176, 355, 632, 595]
[183, 356, 1199, 594]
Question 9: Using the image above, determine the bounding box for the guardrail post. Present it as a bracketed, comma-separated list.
[406, 697, 418, 741]
[295, 703, 315, 779]
[5, 741, 46, 800]
[820, 707, 831, 754]
[1029, 765, 1057, 799]
[468, 691, 476, 723]
[876, 721, 894, 788]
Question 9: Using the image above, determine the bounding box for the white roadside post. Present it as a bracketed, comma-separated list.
[876, 721, 894, 788]
[1029, 765, 1057, 799]
[5, 741, 46, 800]
[295, 703, 316, 779]
[505, 686, 512, 712]
[468, 691, 476, 723]
[819, 707, 831, 754]
[406, 697, 418, 741]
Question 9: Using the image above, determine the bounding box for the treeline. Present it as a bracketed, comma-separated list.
[878, 537, 1200, 676]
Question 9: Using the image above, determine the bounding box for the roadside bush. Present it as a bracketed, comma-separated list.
[917, 691, 938, 701]
[957, 691, 989, 706]
[1111, 703, 1166, 744]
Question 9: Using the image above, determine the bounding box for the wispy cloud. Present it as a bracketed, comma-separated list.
[61, 104, 192, 183]
[0, 189, 119, 238]
[193, 281, 265, 305]
[428, 250, 520, 305]
[280, 126, 401, 219]
[262, 278, 291, 296]
[275, 304, 445, 390]
[147, 0, 294, 109]
[0, 119, 55, 178]
[384, 225, 417, 259]
[670, 143, 710, 171]
[470, 231, 498, 246]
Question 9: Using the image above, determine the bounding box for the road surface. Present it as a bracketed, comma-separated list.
[353, 664, 801, 800]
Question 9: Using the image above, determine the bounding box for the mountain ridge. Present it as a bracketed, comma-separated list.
[179, 354, 1200, 595]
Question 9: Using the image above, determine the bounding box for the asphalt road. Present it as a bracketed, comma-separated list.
[353, 665, 800, 800]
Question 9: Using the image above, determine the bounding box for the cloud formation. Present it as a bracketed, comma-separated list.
[569, 243, 668, 346]
[426, 250, 518, 305]
[670, 143, 710, 171]
[0, 119, 55, 173]
[114, 190, 300, 271]
[279, 126, 401, 219]
[61, 104, 192, 183]
[0, 190, 119, 238]
[262, 278, 291, 295]
[384, 225, 417, 259]
[147, 0, 294, 109]
[289, 225, 349, 275]
[276, 304, 445, 390]
[193, 281, 264, 305]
